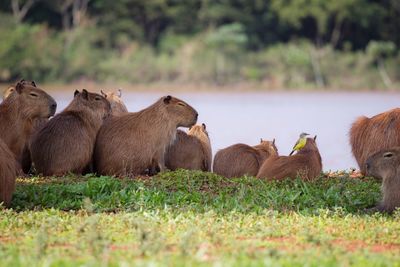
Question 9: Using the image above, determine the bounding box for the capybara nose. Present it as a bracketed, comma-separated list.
[365, 162, 370, 171]
[195, 112, 199, 120]
[50, 103, 57, 114]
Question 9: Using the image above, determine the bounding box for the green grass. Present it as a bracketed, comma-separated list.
[1, 170, 400, 266]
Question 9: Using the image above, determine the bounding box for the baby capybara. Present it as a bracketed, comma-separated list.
[366, 147, 400, 213]
[0, 80, 56, 167]
[0, 138, 20, 207]
[30, 89, 111, 176]
[257, 137, 322, 181]
[94, 95, 198, 177]
[213, 139, 278, 178]
[165, 123, 212, 171]
[350, 108, 400, 176]
[101, 89, 128, 116]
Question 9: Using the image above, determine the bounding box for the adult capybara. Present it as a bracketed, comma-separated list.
[257, 137, 322, 181]
[0, 138, 20, 207]
[366, 147, 400, 213]
[213, 139, 278, 178]
[165, 123, 212, 171]
[94, 95, 198, 177]
[101, 89, 128, 116]
[350, 108, 400, 176]
[0, 80, 57, 167]
[30, 89, 111, 176]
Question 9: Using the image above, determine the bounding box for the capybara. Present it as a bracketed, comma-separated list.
[94, 95, 198, 177]
[2, 85, 15, 100]
[0, 138, 20, 207]
[366, 147, 400, 213]
[350, 108, 400, 175]
[213, 139, 278, 178]
[30, 89, 111, 176]
[101, 89, 128, 116]
[0, 80, 57, 167]
[257, 137, 322, 181]
[165, 123, 212, 171]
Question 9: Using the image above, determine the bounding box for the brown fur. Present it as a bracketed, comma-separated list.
[257, 137, 322, 181]
[213, 139, 278, 178]
[366, 147, 400, 213]
[350, 108, 400, 175]
[101, 89, 128, 116]
[165, 123, 212, 171]
[0, 80, 57, 167]
[94, 95, 198, 177]
[30, 89, 111, 176]
[2, 85, 15, 100]
[0, 138, 20, 207]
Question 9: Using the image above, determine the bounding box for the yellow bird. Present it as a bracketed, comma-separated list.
[289, 132, 310, 156]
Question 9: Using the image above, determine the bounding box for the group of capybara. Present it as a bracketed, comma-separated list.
[0, 80, 399, 213]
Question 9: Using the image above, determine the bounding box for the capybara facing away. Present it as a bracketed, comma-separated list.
[213, 139, 278, 178]
[350, 108, 400, 175]
[101, 89, 128, 116]
[257, 137, 322, 181]
[30, 89, 111, 176]
[366, 147, 400, 213]
[0, 138, 20, 207]
[0, 80, 56, 166]
[94, 95, 198, 177]
[165, 123, 212, 171]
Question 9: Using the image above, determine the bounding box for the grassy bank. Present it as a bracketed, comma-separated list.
[2, 170, 400, 266]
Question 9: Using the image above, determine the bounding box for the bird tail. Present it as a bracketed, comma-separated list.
[289, 150, 295, 156]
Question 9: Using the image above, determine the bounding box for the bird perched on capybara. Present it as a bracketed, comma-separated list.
[165, 123, 212, 171]
[366, 147, 400, 213]
[0, 138, 20, 207]
[94, 95, 198, 177]
[30, 89, 111, 176]
[257, 137, 322, 181]
[101, 89, 128, 116]
[350, 108, 400, 176]
[0, 80, 57, 167]
[213, 139, 278, 178]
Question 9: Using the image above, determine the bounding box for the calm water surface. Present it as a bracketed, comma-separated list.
[52, 91, 400, 171]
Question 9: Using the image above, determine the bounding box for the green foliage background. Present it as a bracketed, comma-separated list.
[0, 0, 399, 89]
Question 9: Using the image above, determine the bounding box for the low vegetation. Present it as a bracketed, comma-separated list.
[1, 170, 400, 266]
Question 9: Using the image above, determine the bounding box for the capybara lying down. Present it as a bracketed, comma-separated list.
[213, 139, 278, 178]
[165, 123, 212, 171]
[30, 89, 111, 176]
[366, 147, 400, 213]
[101, 89, 128, 116]
[0, 80, 56, 167]
[94, 95, 198, 177]
[350, 108, 400, 175]
[257, 137, 322, 181]
[0, 138, 20, 207]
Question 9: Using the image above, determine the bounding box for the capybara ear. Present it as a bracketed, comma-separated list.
[314, 135, 317, 141]
[163, 95, 172, 104]
[202, 123, 206, 130]
[15, 81, 24, 94]
[31, 81, 36, 87]
[100, 90, 106, 97]
[272, 138, 276, 145]
[74, 90, 80, 97]
[118, 89, 122, 97]
[82, 89, 89, 100]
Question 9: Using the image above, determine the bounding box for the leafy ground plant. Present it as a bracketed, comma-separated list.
[1, 170, 400, 266]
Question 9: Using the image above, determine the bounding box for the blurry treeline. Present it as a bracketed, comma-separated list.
[0, 0, 399, 89]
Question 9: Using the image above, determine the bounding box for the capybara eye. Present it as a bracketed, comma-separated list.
[95, 96, 102, 101]
[30, 92, 38, 97]
[177, 102, 186, 107]
[384, 152, 394, 158]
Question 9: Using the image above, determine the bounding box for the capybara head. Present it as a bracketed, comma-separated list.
[366, 147, 400, 181]
[299, 136, 319, 153]
[73, 89, 111, 119]
[259, 138, 278, 156]
[100, 89, 128, 115]
[9, 80, 57, 118]
[161, 95, 198, 127]
[188, 123, 209, 137]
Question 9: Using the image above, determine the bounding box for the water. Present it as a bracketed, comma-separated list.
[51, 91, 400, 171]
